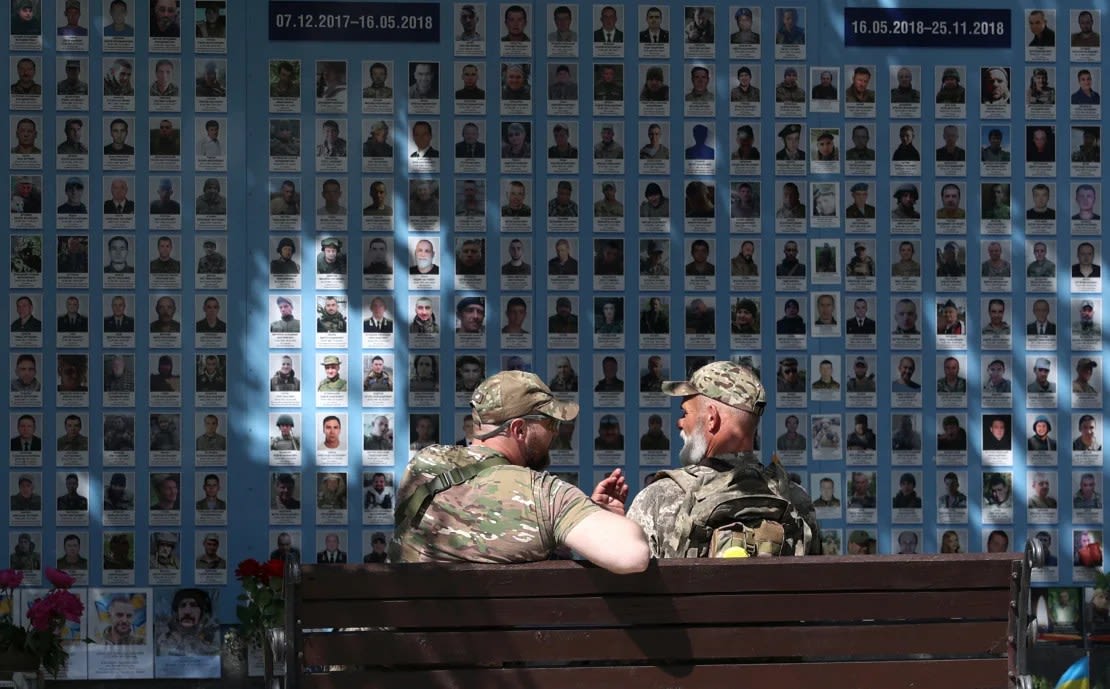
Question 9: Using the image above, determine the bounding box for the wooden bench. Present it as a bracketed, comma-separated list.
[279, 549, 1038, 689]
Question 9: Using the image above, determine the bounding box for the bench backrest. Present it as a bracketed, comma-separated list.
[285, 553, 1024, 689]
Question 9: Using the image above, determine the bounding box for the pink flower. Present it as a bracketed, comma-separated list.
[50, 590, 84, 624]
[27, 598, 53, 631]
[44, 568, 75, 590]
[25, 590, 84, 631]
[0, 569, 24, 589]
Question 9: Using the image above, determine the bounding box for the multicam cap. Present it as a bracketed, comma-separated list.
[661, 360, 766, 415]
[470, 371, 579, 426]
[154, 532, 178, 545]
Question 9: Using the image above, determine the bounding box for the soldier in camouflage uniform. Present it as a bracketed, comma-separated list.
[197, 240, 226, 274]
[316, 296, 347, 333]
[317, 355, 348, 392]
[390, 371, 649, 573]
[627, 361, 821, 558]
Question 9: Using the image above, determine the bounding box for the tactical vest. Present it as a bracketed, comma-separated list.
[659, 459, 810, 558]
[395, 445, 511, 527]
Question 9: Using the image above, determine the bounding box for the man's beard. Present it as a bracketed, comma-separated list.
[524, 432, 551, 471]
[678, 423, 708, 466]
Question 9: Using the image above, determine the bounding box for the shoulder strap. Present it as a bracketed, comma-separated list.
[658, 467, 711, 558]
[396, 448, 512, 528]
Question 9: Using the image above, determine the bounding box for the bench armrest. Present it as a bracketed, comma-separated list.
[1012, 539, 1045, 688]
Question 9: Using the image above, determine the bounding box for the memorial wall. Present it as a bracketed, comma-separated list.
[1, 0, 1108, 675]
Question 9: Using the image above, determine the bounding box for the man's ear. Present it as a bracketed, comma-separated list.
[704, 402, 721, 434]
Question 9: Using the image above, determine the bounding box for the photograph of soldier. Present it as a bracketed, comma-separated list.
[983, 359, 1012, 394]
[637, 123, 668, 161]
[638, 65, 669, 104]
[150, 531, 179, 570]
[12, 56, 42, 95]
[845, 66, 874, 102]
[982, 415, 1012, 451]
[10, 471, 40, 509]
[1074, 300, 1097, 336]
[1071, 10, 1100, 48]
[547, 355, 579, 393]
[981, 67, 1010, 105]
[937, 419, 967, 453]
[1026, 67, 1055, 107]
[593, 63, 623, 101]
[155, 587, 219, 656]
[57, 533, 87, 570]
[7, 532, 39, 573]
[11, 176, 42, 214]
[9, 353, 43, 394]
[775, 182, 804, 219]
[56, 415, 88, 452]
[409, 414, 438, 451]
[840, 127, 874, 165]
[729, 298, 758, 335]
[891, 415, 921, 451]
[638, 356, 664, 394]
[638, 297, 668, 334]
[1071, 126, 1100, 163]
[11, 117, 40, 155]
[269, 414, 300, 451]
[1072, 240, 1101, 276]
[981, 128, 1010, 162]
[543, 180, 577, 218]
[363, 415, 392, 451]
[10, 296, 40, 333]
[775, 299, 805, 336]
[892, 125, 920, 161]
[936, 241, 965, 277]
[317, 355, 346, 392]
[1028, 473, 1058, 509]
[361, 61, 391, 99]
[1071, 68, 1101, 105]
[775, 7, 804, 44]
[935, 183, 965, 220]
[56, 117, 88, 156]
[195, 414, 225, 452]
[1026, 126, 1055, 162]
[1072, 187, 1101, 222]
[195, 532, 225, 568]
[501, 63, 530, 103]
[103, 533, 135, 571]
[10, 0, 42, 35]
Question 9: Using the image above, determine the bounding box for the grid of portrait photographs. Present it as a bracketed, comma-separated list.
[7, 1, 1110, 677]
[6, 0, 230, 679]
[261, 2, 1108, 587]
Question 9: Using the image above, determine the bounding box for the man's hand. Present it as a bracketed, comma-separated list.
[591, 467, 629, 515]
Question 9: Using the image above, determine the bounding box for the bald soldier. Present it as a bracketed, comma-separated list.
[627, 361, 820, 558]
[391, 371, 649, 573]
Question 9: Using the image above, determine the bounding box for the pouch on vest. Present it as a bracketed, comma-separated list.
[661, 462, 807, 558]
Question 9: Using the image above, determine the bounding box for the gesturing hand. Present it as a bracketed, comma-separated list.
[591, 467, 630, 515]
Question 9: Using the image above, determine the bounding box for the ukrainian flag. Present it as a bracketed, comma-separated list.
[1055, 656, 1089, 689]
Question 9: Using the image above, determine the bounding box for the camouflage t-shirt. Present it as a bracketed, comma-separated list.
[390, 444, 600, 563]
[627, 454, 822, 558]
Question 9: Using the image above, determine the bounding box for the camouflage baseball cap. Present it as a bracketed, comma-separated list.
[470, 371, 579, 426]
[661, 360, 766, 415]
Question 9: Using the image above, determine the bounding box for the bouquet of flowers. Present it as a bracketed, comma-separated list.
[233, 559, 285, 644]
[0, 567, 85, 677]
